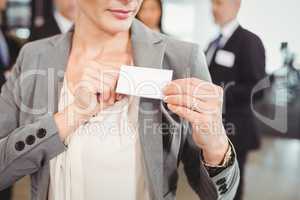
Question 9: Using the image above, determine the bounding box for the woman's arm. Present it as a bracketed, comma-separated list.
[0, 44, 129, 190]
[178, 45, 240, 199]
[0, 46, 66, 190]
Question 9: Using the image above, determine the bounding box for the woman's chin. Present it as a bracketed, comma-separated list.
[99, 17, 134, 35]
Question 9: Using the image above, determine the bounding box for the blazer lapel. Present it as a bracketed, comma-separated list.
[222, 25, 242, 51]
[131, 19, 167, 200]
[35, 31, 72, 115]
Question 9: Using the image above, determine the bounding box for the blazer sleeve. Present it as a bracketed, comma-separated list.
[180, 44, 240, 200]
[225, 35, 266, 106]
[0, 46, 66, 190]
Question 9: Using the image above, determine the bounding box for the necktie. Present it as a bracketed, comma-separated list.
[206, 33, 223, 66]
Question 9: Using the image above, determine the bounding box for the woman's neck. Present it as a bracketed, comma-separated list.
[72, 14, 130, 58]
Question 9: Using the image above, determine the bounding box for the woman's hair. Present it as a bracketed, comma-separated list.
[137, 0, 164, 33]
[155, 0, 163, 32]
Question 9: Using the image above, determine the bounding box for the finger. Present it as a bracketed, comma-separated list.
[163, 78, 222, 100]
[84, 67, 103, 80]
[73, 78, 99, 95]
[90, 81, 112, 102]
[164, 80, 221, 98]
[163, 78, 206, 94]
[167, 104, 205, 124]
[84, 76, 117, 105]
[75, 78, 114, 105]
[96, 85, 116, 104]
[107, 91, 117, 104]
[164, 95, 220, 114]
[87, 67, 120, 92]
[102, 75, 118, 101]
[167, 103, 221, 133]
[170, 78, 214, 89]
[83, 71, 118, 97]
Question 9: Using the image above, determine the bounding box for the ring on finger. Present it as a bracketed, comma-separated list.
[190, 99, 200, 112]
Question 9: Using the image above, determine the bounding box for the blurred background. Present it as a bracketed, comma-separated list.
[1, 0, 300, 200]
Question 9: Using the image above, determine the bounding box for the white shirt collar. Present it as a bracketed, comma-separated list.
[219, 19, 239, 46]
[54, 11, 73, 34]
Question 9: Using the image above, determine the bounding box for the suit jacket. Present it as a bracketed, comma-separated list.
[0, 68, 5, 92]
[1, 33, 21, 67]
[29, 13, 61, 41]
[206, 26, 266, 152]
[0, 19, 239, 200]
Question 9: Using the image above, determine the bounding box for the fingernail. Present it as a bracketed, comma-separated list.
[109, 97, 115, 105]
[104, 93, 111, 102]
[163, 96, 168, 102]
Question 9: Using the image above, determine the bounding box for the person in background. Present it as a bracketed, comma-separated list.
[0, 0, 21, 89]
[206, 0, 266, 199]
[30, 0, 77, 41]
[136, 0, 163, 32]
[0, 5, 22, 87]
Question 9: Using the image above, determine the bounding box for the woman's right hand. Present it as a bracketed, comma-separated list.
[55, 52, 130, 141]
[72, 59, 120, 117]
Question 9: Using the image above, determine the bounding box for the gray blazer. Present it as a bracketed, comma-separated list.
[0, 19, 239, 200]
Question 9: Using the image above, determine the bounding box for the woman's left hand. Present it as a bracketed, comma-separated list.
[163, 78, 229, 165]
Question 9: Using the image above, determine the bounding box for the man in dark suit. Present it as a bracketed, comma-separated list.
[0, 0, 21, 91]
[206, 0, 266, 200]
[0, 0, 22, 82]
[0, 32, 21, 90]
[30, 0, 76, 41]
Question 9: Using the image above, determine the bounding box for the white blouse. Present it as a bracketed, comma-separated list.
[48, 77, 150, 200]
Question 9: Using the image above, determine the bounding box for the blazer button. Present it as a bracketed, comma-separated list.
[218, 183, 227, 192]
[216, 177, 226, 185]
[26, 135, 36, 145]
[220, 188, 228, 195]
[37, 128, 47, 138]
[15, 141, 25, 151]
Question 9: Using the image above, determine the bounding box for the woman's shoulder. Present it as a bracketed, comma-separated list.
[162, 33, 199, 56]
[156, 32, 204, 69]
[15, 34, 68, 70]
[133, 19, 200, 56]
[22, 34, 64, 54]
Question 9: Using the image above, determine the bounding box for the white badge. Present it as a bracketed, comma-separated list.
[116, 65, 173, 100]
[215, 50, 235, 68]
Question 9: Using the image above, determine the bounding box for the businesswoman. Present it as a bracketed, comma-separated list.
[0, 0, 239, 200]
